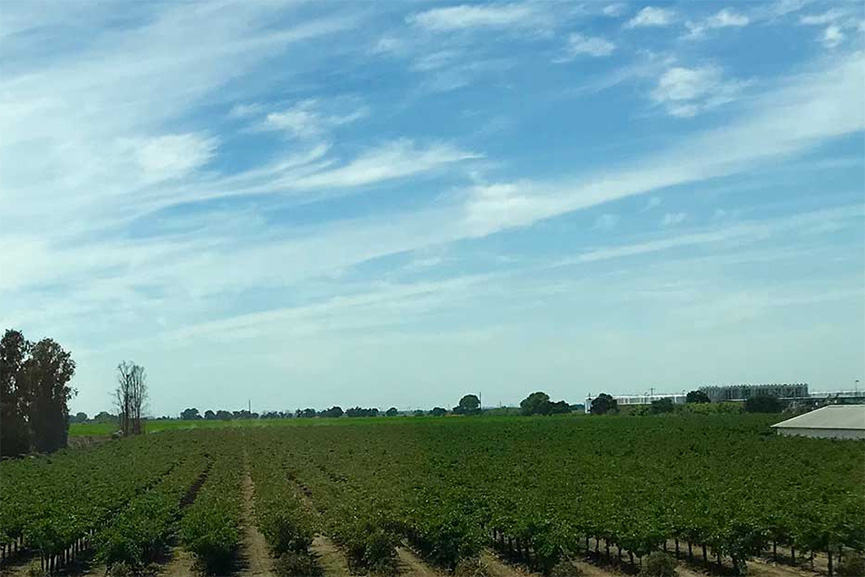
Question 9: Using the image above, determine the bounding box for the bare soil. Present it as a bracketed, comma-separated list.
[395, 546, 444, 577]
[480, 550, 538, 577]
[310, 535, 351, 577]
[155, 546, 196, 577]
[238, 472, 275, 577]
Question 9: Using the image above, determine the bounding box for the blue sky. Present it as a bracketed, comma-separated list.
[1, 0, 863, 416]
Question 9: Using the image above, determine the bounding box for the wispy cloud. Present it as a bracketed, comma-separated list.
[290, 139, 481, 190]
[661, 212, 688, 226]
[685, 8, 750, 39]
[624, 7, 675, 29]
[407, 3, 543, 32]
[593, 213, 621, 230]
[557, 33, 616, 61]
[651, 65, 748, 117]
[259, 99, 369, 139]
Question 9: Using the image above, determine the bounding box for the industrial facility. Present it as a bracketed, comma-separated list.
[698, 383, 809, 402]
[772, 405, 865, 440]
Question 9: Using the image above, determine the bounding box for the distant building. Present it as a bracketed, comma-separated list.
[585, 393, 686, 413]
[699, 383, 808, 402]
[771, 405, 865, 440]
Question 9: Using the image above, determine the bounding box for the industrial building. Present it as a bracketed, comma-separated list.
[699, 383, 809, 402]
[771, 406, 865, 440]
[584, 393, 686, 413]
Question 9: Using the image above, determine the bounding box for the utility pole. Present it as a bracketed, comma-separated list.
[248, 398, 251, 416]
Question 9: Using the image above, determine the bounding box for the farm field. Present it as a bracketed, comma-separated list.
[3, 415, 864, 577]
[67, 416, 451, 437]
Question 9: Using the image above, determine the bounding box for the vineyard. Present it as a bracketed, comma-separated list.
[1, 415, 863, 577]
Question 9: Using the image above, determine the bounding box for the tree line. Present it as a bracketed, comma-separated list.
[0, 329, 76, 457]
[1, 327, 150, 457]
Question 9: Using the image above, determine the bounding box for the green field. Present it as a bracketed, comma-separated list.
[6, 414, 865, 577]
[68, 415, 494, 437]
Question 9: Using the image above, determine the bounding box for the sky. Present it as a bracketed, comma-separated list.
[1, 0, 863, 417]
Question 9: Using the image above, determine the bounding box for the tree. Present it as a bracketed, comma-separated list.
[320, 406, 344, 418]
[650, 397, 675, 414]
[385, 407, 398, 417]
[413, 409, 425, 417]
[430, 407, 447, 417]
[744, 395, 783, 413]
[297, 408, 317, 418]
[686, 390, 711, 403]
[216, 409, 233, 420]
[115, 361, 147, 436]
[590, 393, 618, 415]
[0, 329, 31, 457]
[180, 407, 201, 420]
[520, 391, 552, 416]
[93, 411, 116, 424]
[25, 338, 77, 453]
[204, 409, 216, 420]
[453, 394, 481, 415]
[71, 411, 88, 423]
[548, 400, 571, 414]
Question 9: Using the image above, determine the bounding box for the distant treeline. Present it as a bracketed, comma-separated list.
[172, 393, 588, 421]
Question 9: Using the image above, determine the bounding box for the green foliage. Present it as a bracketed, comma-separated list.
[686, 390, 711, 403]
[650, 398, 675, 414]
[0, 329, 76, 455]
[521, 391, 552, 416]
[590, 393, 618, 415]
[454, 394, 481, 415]
[640, 551, 676, 577]
[431, 407, 447, 416]
[744, 395, 783, 413]
[385, 407, 399, 417]
[274, 551, 323, 577]
[180, 437, 242, 574]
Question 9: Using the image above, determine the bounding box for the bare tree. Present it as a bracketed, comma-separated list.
[115, 361, 147, 436]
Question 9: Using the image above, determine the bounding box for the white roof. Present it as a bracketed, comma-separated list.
[772, 405, 865, 430]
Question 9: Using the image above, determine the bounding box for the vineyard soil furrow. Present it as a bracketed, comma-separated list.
[480, 550, 539, 577]
[156, 546, 196, 577]
[239, 472, 275, 577]
[310, 535, 352, 577]
[396, 546, 445, 577]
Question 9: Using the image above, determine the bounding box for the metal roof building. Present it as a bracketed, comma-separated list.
[771, 405, 865, 440]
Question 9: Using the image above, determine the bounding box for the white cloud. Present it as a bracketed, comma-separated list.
[603, 4, 628, 17]
[800, 9, 845, 25]
[128, 133, 219, 184]
[821, 25, 845, 48]
[707, 9, 750, 28]
[371, 36, 404, 55]
[651, 66, 747, 117]
[643, 196, 662, 211]
[290, 139, 481, 190]
[624, 7, 675, 29]
[261, 100, 369, 139]
[408, 4, 541, 32]
[685, 8, 750, 39]
[661, 212, 687, 226]
[559, 33, 616, 60]
[592, 213, 620, 230]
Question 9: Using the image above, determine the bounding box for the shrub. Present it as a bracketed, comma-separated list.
[259, 509, 314, 557]
[838, 553, 865, 577]
[641, 551, 677, 577]
[274, 551, 323, 577]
